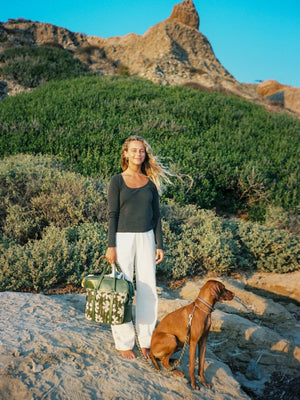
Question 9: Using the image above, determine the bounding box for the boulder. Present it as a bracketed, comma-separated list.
[284, 86, 300, 114]
[243, 271, 300, 302]
[257, 79, 287, 97]
[258, 79, 300, 114]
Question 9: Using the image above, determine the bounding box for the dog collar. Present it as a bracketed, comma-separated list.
[197, 297, 214, 312]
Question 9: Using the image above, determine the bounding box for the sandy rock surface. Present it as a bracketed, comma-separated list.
[1, 272, 299, 399]
[0, 290, 249, 400]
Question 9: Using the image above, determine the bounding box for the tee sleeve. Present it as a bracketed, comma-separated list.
[107, 175, 120, 247]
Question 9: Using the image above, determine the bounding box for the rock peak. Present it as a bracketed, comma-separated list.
[168, 0, 200, 30]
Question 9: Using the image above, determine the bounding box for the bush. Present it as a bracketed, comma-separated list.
[0, 76, 298, 221]
[157, 200, 300, 279]
[0, 46, 88, 87]
[0, 156, 299, 292]
[0, 223, 107, 292]
[265, 205, 300, 235]
[236, 221, 300, 273]
[0, 154, 107, 245]
[117, 63, 130, 76]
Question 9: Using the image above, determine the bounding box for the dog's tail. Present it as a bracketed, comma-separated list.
[150, 351, 161, 371]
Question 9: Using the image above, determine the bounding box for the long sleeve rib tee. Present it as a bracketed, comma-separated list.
[107, 174, 163, 249]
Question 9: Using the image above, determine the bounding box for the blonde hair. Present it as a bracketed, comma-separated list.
[121, 135, 173, 194]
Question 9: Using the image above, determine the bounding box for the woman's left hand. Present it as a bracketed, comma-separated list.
[156, 249, 164, 265]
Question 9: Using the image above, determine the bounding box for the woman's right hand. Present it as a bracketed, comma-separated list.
[105, 247, 117, 264]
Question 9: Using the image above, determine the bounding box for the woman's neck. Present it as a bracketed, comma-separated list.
[123, 165, 143, 176]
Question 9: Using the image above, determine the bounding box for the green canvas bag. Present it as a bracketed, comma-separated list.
[82, 257, 135, 325]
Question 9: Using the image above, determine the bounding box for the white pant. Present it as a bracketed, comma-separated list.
[111, 230, 158, 350]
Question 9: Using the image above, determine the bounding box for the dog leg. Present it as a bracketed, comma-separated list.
[150, 352, 161, 370]
[161, 355, 184, 377]
[189, 341, 200, 390]
[198, 336, 211, 389]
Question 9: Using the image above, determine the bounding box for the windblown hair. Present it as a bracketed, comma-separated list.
[121, 135, 173, 194]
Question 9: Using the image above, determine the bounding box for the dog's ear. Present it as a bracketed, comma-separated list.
[210, 282, 224, 301]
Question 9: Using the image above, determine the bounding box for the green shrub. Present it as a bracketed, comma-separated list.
[157, 200, 299, 279]
[0, 155, 299, 292]
[265, 205, 300, 235]
[236, 221, 299, 273]
[0, 46, 88, 87]
[0, 76, 298, 221]
[0, 34, 7, 43]
[117, 63, 130, 76]
[0, 223, 107, 292]
[0, 154, 107, 244]
[158, 202, 245, 278]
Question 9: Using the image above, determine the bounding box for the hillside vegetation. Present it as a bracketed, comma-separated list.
[0, 46, 88, 87]
[0, 75, 299, 222]
[0, 154, 299, 292]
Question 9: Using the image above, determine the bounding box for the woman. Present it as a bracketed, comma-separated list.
[105, 135, 172, 359]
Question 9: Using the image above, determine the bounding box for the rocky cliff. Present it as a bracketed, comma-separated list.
[0, 0, 299, 115]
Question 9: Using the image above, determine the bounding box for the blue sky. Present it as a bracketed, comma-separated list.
[1, 0, 299, 87]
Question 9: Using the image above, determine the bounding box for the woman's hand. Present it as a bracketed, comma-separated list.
[105, 247, 117, 264]
[156, 249, 164, 265]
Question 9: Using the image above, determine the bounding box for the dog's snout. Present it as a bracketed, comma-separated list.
[223, 288, 234, 300]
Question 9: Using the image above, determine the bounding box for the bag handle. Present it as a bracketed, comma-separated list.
[91, 255, 121, 276]
[93, 256, 116, 291]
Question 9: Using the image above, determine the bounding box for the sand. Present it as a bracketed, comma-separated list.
[0, 290, 250, 400]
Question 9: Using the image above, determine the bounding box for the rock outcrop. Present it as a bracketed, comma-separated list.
[168, 0, 200, 29]
[0, 291, 251, 400]
[1, 272, 299, 400]
[86, 18, 237, 89]
[0, 1, 246, 97]
[83, 0, 239, 93]
[257, 79, 300, 114]
[257, 79, 286, 97]
[0, 1, 299, 116]
[242, 271, 300, 302]
[0, 18, 87, 50]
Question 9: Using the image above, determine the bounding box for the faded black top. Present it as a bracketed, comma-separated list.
[107, 174, 163, 249]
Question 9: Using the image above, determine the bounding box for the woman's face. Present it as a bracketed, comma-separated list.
[125, 140, 146, 167]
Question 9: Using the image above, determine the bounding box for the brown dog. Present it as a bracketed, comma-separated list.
[150, 280, 234, 390]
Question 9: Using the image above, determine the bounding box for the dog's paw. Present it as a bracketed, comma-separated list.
[172, 369, 184, 377]
[202, 381, 211, 389]
[191, 382, 200, 390]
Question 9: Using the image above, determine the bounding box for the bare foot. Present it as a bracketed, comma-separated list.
[119, 350, 136, 359]
[141, 348, 150, 359]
